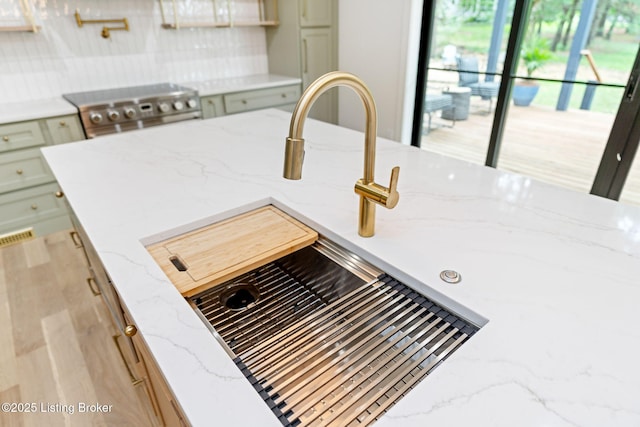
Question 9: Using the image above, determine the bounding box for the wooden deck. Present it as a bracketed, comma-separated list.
[421, 101, 640, 207]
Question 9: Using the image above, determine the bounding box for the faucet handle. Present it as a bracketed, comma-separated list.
[354, 166, 400, 209]
[386, 166, 400, 208]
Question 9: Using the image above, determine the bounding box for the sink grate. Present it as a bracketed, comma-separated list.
[191, 246, 479, 427]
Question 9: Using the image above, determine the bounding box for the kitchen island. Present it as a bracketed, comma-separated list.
[41, 109, 640, 426]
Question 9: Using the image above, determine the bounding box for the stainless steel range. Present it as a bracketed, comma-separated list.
[63, 83, 202, 138]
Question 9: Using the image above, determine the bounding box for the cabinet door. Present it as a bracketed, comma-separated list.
[45, 115, 85, 144]
[201, 95, 225, 120]
[0, 121, 46, 153]
[301, 27, 336, 123]
[0, 148, 54, 194]
[131, 331, 188, 427]
[0, 182, 69, 235]
[298, 0, 332, 27]
[223, 85, 302, 115]
[69, 213, 127, 332]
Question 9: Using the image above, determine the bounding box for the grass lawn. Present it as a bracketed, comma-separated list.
[533, 81, 624, 114]
[434, 22, 635, 114]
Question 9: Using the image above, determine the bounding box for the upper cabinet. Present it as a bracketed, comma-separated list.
[159, 0, 279, 29]
[298, 0, 332, 27]
[266, 0, 338, 124]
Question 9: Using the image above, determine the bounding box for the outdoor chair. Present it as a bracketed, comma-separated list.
[441, 44, 458, 69]
[423, 93, 454, 134]
[456, 56, 500, 113]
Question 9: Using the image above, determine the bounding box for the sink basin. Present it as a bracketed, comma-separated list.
[189, 237, 481, 427]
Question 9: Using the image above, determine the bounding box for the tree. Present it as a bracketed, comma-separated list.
[458, 0, 498, 22]
[529, 0, 565, 38]
[595, 0, 613, 37]
[610, 0, 640, 37]
[550, 0, 580, 51]
[561, 0, 580, 48]
[588, 0, 640, 44]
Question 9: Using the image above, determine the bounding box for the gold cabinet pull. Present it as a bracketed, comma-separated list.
[30, 204, 38, 210]
[55, 190, 64, 198]
[59, 121, 67, 127]
[112, 334, 144, 386]
[86, 277, 101, 296]
[16, 169, 23, 175]
[69, 230, 83, 248]
[2, 136, 8, 142]
[124, 325, 138, 337]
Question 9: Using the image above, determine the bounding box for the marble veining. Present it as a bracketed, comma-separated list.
[41, 109, 640, 426]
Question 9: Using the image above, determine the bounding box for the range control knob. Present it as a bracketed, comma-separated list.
[89, 112, 103, 124]
[108, 110, 120, 121]
[186, 99, 197, 109]
[124, 107, 136, 119]
[173, 100, 185, 111]
[158, 102, 170, 113]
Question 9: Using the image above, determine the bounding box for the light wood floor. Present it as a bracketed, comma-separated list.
[0, 231, 155, 427]
[422, 101, 640, 207]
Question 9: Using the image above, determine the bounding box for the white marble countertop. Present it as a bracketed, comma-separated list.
[182, 74, 301, 97]
[41, 109, 640, 426]
[0, 98, 79, 125]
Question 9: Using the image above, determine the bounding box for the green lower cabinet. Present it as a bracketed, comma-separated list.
[201, 95, 225, 120]
[0, 182, 71, 238]
[0, 114, 85, 240]
[201, 84, 302, 120]
[223, 85, 301, 114]
[45, 115, 86, 144]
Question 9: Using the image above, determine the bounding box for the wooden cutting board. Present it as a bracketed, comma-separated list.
[146, 205, 318, 297]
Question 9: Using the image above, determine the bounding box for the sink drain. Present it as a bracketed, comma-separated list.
[220, 283, 260, 311]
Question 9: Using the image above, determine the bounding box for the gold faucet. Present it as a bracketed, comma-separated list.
[283, 71, 400, 237]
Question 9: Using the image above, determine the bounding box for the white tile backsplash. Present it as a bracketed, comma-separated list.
[0, 0, 268, 102]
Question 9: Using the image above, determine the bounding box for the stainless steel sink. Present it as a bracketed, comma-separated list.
[190, 238, 480, 427]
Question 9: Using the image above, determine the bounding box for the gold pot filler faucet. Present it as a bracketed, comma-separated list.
[283, 71, 400, 238]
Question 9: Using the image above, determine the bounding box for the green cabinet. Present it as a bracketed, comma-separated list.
[0, 120, 46, 153]
[201, 84, 302, 120]
[45, 116, 85, 144]
[0, 148, 55, 194]
[224, 85, 301, 114]
[0, 182, 70, 238]
[0, 114, 84, 240]
[266, 0, 337, 124]
[298, 0, 332, 27]
[300, 26, 335, 122]
[201, 95, 225, 119]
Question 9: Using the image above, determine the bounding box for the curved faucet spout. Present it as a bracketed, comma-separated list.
[282, 71, 399, 237]
[284, 72, 376, 183]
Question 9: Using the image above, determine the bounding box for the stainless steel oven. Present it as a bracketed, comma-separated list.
[63, 83, 202, 138]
